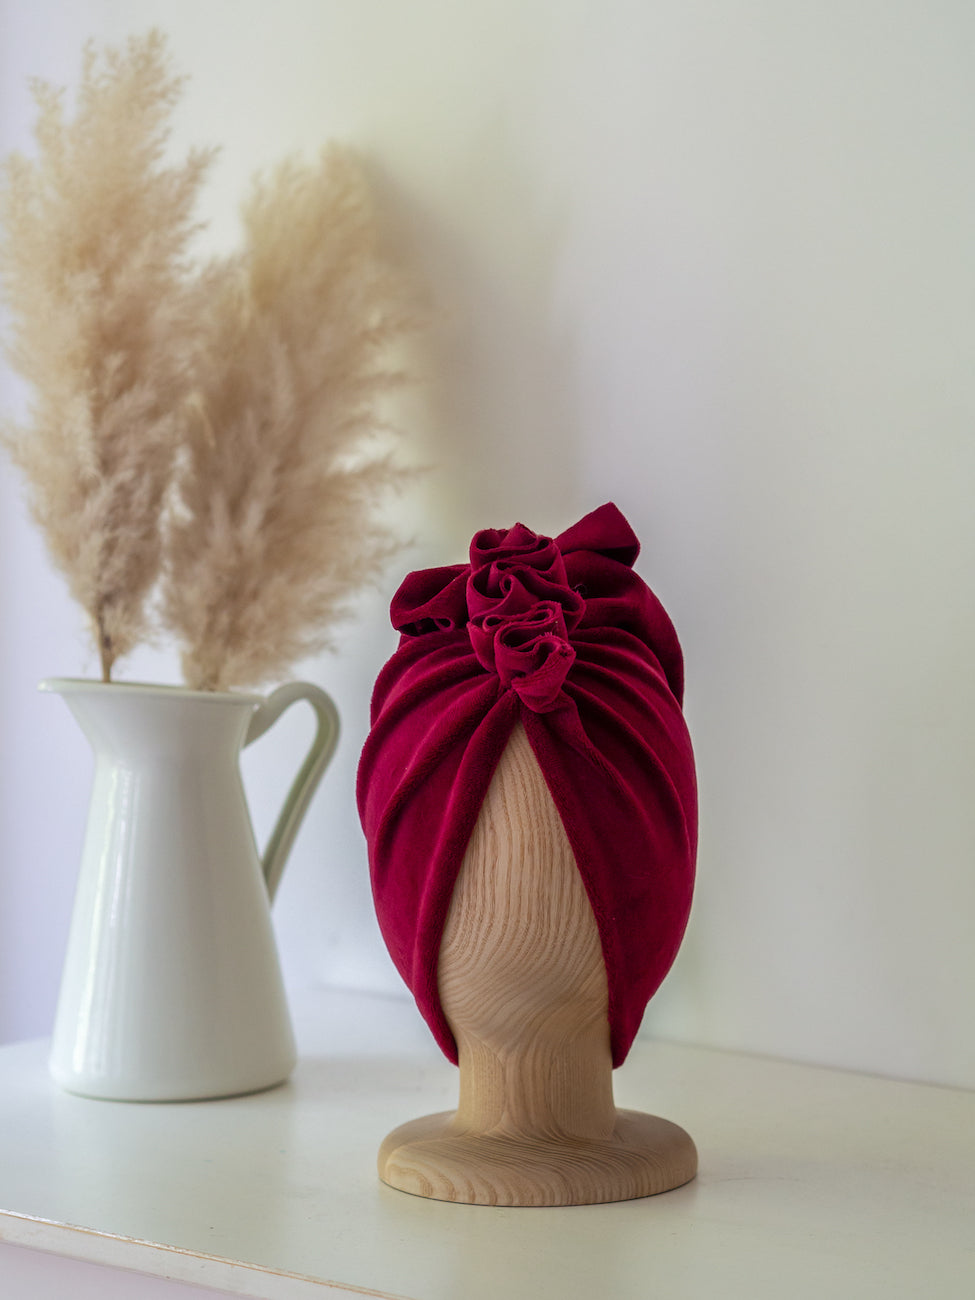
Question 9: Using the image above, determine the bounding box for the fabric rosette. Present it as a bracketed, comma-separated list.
[469, 602, 575, 713]
[358, 503, 697, 1067]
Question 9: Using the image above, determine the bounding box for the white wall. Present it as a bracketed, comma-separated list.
[1, 1, 973, 1089]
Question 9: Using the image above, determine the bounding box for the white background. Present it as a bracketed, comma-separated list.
[1, 0, 973, 1091]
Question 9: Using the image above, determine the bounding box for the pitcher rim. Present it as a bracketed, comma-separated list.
[38, 677, 265, 705]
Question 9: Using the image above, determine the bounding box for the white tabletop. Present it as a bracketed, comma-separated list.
[0, 986, 972, 1299]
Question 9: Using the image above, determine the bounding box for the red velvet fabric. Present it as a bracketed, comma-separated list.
[357, 503, 697, 1067]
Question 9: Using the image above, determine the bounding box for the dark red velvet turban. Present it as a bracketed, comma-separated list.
[357, 503, 697, 1067]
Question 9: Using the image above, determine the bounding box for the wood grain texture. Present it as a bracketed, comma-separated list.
[379, 724, 697, 1206]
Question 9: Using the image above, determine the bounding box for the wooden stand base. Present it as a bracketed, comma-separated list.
[379, 1110, 697, 1207]
[379, 724, 697, 1207]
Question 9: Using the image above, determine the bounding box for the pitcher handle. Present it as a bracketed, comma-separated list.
[244, 682, 341, 903]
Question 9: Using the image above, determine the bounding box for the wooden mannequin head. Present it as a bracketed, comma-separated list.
[437, 722, 617, 1139]
[378, 721, 697, 1204]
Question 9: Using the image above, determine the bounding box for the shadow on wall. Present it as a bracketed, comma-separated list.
[0, 457, 95, 1045]
[365, 117, 588, 548]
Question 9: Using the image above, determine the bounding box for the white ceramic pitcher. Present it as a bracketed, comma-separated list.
[41, 678, 340, 1102]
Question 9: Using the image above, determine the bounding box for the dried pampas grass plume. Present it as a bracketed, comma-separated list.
[0, 32, 213, 680]
[1, 33, 417, 691]
[161, 145, 415, 692]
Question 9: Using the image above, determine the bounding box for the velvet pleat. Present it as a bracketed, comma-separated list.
[357, 503, 697, 1067]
